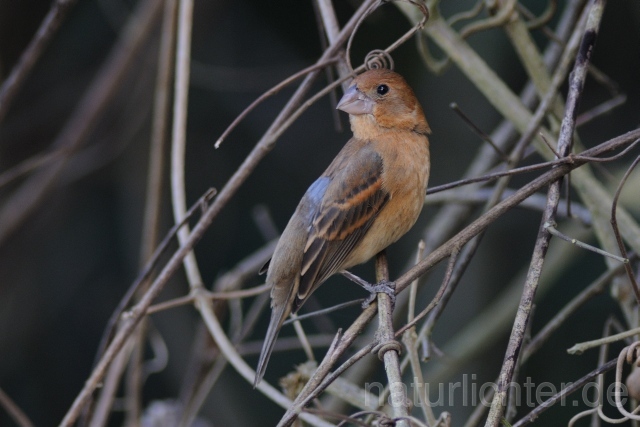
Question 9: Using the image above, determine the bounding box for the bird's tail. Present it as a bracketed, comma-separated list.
[254, 302, 289, 387]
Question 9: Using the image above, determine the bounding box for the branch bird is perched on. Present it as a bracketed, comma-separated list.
[254, 68, 431, 386]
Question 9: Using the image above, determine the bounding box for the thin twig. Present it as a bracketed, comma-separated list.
[539, 133, 561, 158]
[426, 160, 556, 194]
[396, 247, 460, 336]
[450, 102, 508, 160]
[0, 387, 35, 427]
[0, 0, 79, 122]
[238, 334, 337, 356]
[282, 299, 366, 325]
[568, 326, 640, 355]
[572, 138, 640, 163]
[511, 358, 618, 427]
[292, 313, 316, 362]
[213, 57, 341, 148]
[576, 93, 627, 127]
[545, 221, 628, 263]
[147, 283, 272, 314]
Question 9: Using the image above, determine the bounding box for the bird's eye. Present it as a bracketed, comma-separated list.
[376, 84, 389, 95]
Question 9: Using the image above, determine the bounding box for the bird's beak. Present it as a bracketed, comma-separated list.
[336, 85, 375, 115]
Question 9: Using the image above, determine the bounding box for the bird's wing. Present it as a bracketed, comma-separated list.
[293, 143, 389, 311]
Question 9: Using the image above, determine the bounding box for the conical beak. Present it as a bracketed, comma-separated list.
[336, 85, 375, 115]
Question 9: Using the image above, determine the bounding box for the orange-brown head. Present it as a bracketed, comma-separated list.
[336, 68, 430, 137]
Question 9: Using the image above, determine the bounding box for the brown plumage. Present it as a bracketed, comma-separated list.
[254, 68, 431, 386]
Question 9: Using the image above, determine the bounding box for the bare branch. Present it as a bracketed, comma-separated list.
[0, 0, 79, 122]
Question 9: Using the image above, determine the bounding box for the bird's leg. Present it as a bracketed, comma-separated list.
[340, 270, 396, 308]
[361, 279, 396, 308]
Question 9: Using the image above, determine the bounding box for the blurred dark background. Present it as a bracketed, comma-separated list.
[0, 0, 639, 425]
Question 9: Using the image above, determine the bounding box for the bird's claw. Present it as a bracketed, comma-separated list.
[361, 280, 396, 308]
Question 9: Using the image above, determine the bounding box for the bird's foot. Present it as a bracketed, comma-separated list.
[361, 280, 396, 308]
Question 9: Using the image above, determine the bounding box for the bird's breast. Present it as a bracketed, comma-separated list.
[343, 133, 430, 268]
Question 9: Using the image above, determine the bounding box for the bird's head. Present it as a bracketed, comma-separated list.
[336, 68, 430, 137]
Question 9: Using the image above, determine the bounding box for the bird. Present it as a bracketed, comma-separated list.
[254, 68, 431, 387]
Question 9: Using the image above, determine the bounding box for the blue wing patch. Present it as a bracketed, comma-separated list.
[306, 177, 330, 205]
[304, 177, 330, 222]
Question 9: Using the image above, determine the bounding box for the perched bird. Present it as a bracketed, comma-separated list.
[254, 68, 431, 386]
